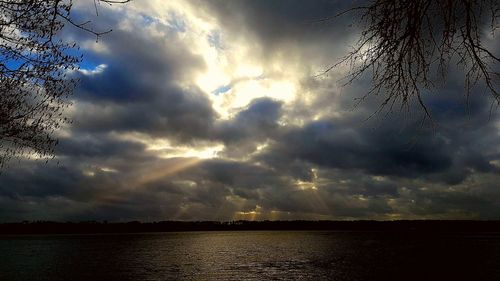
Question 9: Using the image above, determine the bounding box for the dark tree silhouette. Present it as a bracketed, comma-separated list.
[0, 0, 129, 168]
[329, 0, 499, 118]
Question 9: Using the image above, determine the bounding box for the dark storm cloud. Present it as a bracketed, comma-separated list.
[70, 14, 216, 142]
[198, 0, 356, 46]
[259, 118, 475, 182]
[0, 157, 213, 221]
[0, 162, 84, 199]
[180, 158, 286, 191]
[73, 89, 215, 141]
[257, 103, 498, 187]
[406, 187, 498, 218]
[57, 134, 147, 159]
[216, 98, 282, 143]
[76, 28, 204, 103]
[213, 98, 283, 157]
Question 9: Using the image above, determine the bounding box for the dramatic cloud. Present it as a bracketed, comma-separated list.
[0, 0, 498, 222]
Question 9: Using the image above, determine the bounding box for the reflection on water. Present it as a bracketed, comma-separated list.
[2, 231, 500, 280]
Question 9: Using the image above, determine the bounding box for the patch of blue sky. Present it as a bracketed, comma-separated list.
[140, 12, 186, 34]
[0, 55, 24, 71]
[79, 60, 101, 71]
[141, 14, 158, 26]
[167, 11, 186, 33]
[79, 53, 104, 72]
[65, 46, 105, 73]
[0, 45, 83, 71]
[208, 30, 223, 49]
[212, 84, 232, 95]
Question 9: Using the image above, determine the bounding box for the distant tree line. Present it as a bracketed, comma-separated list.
[2, 220, 500, 234]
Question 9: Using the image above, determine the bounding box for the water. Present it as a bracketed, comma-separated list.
[2, 231, 500, 280]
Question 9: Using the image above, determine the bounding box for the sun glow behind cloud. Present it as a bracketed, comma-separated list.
[135, 1, 304, 120]
[196, 44, 299, 119]
[102, 0, 303, 162]
[112, 132, 223, 160]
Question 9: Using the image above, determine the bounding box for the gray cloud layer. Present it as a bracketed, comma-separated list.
[0, 0, 498, 222]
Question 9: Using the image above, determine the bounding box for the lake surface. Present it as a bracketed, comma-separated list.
[2, 231, 500, 280]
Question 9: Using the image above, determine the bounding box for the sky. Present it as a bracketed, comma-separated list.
[0, 0, 499, 222]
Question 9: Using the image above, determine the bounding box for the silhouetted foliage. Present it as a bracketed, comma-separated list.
[0, 0, 129, 168]
[329, 0, 499, 118]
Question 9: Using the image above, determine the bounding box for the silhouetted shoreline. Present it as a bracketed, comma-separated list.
[1, 220, 500, 235]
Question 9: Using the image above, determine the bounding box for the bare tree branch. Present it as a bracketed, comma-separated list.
[327, 0, 499, 120]
[0, 0, 130, 168]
